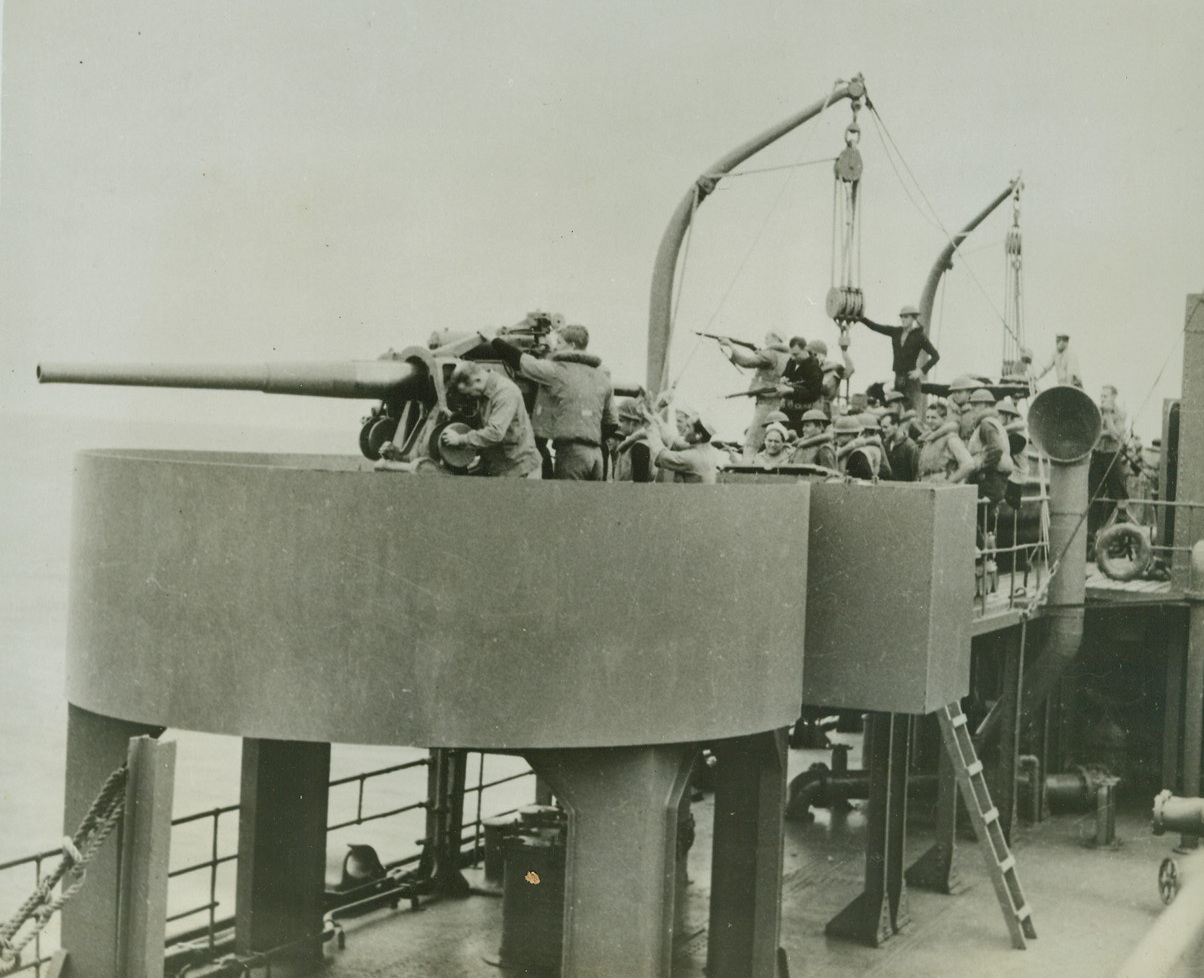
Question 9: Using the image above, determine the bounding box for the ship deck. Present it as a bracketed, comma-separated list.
[312, 737, 1184, 978]
[1086, 563, 1184, 605]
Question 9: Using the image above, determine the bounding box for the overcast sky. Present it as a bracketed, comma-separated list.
[2, 1, 1202, 441]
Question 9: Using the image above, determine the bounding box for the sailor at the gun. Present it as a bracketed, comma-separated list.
[488, 322, 618, 481]
[436, 361, 543, 478]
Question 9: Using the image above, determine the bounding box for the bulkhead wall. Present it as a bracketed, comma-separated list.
[65, 450, 810, 749]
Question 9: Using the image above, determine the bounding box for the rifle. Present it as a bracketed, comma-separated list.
[694, 331, 758, 351]
[723, 381, 814, 400]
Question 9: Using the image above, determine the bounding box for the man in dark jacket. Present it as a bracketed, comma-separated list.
[855, 304, 940, 410]
[779, 336, 825, 432]
[491, 324, 618, 480]
[880, 410, 921, 482]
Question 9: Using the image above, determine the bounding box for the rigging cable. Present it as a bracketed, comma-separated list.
[865, 101, 1022, 350]
[667, 81, 845, 390]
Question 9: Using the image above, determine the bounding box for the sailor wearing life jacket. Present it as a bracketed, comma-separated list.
[491, 324, 618, 480]
[787, 409, 838, 470]
[964, 388, 1013, 515]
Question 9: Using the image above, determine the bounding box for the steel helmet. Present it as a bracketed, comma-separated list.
[833, 415, 864, 434]
[764, 410, 790, 426]
[969, 388, 996, 404]
[883, 389, 905, 404]
[997, 397, 1021, 418]
[806, 338, 828, 357]
[948, 374, 978, 392]
[801, 409, 829, 425]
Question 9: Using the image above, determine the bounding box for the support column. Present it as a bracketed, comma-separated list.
[419, 749, 470, 897]
[1173, 294, 1204, 846]
[1163, 608, 1188, 793]
[826, 713, 911, 945]
[707, 730, 788, 978]
[60, 705, 164, 978]
[523, 744, 695, 978]
[235, 739, 331, 972]
[1183, 600, 1204, 849]
[905, 738, 962, 894]
[117, 736, 177, 978]
[991, 630, 1024, 844]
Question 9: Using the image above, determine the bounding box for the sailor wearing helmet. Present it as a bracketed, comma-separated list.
[854, 303, 941, 409]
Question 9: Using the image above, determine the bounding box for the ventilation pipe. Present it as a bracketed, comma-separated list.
[1018, 385, 1102, 730]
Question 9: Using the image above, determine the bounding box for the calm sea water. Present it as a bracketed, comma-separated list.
[0, 412, 527, 927]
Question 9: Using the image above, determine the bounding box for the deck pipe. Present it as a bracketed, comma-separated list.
[1153, 790, 1204, 837]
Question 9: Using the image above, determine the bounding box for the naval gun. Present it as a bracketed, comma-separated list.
[37, 310, 587, 466]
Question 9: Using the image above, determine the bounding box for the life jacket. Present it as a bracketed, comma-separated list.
[969, 413, 1014, 475]
[529, 351, 613, 444]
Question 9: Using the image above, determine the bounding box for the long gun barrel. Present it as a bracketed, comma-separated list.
[36, 360, 425, 400]
[694, 332, 758, 351]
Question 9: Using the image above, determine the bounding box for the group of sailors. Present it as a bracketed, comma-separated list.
[379, 313, 1144, 551]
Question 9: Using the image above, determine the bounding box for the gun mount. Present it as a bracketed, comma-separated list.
[37, 311, 595, 466]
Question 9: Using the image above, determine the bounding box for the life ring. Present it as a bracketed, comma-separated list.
[1096, 522, 1153, 582]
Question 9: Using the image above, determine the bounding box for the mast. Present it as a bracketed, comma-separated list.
[646, 75, 866, 393]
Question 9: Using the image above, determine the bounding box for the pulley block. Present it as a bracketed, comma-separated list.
[825, 286, 864, 322]
[1006, 227, 1022, 257]
[833, 145, 863, 183]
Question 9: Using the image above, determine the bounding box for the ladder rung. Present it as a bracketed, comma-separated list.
[949, 712, 968, 728]
[999, 855, 1015, 873]
[981, 807, 999, 824]
[1016, 904, 1031, 921]
[966, 760, 984, 776]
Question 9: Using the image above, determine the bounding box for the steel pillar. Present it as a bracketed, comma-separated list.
[418, 748, 470, 897]
[990, 632, 1023, 844]
[117, 736, 176, 978]
[1183, 601, 1204, 849]
[235, 739, 331, 972]
[905, 740, 962, 894]
[1173, 294, 1204, 845]
[523, 745, 695, 978]
[60, 705, 164, 978]
[1163, 608, 1189, 793]
[707, 730, 788, 978]
[826, 713, 911, 946]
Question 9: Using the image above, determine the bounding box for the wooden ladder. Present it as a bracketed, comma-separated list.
[936, 701, 1038, 950]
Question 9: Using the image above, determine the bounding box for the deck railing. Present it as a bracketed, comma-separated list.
[0, 748, 534, 976]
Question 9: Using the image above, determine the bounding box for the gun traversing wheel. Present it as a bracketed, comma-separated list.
[429, 420, 479, 474]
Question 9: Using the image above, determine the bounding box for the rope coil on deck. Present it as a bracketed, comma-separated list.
[0, 765, 128, 974]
